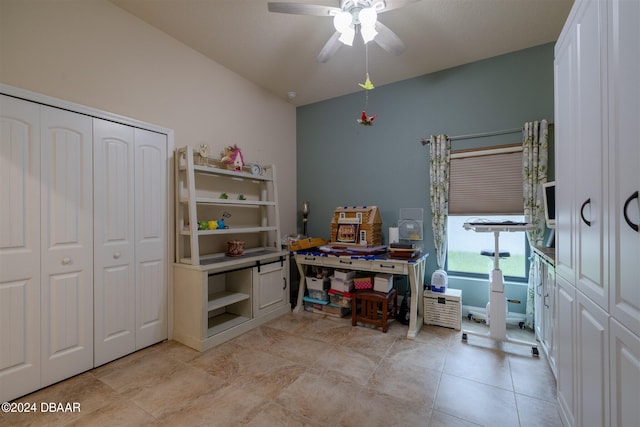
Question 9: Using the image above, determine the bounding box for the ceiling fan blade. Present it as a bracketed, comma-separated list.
[378, 0, 421, 14]
[317, 31, 342, 63]
[373, 21, 405, 55]
[267, 2, 340, 16]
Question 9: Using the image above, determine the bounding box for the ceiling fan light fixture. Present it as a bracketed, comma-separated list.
[333, 10, 353, 33]
[361, 24, 378, 44]
[338, 26, 355, 46]
[358, 6, 377, 27]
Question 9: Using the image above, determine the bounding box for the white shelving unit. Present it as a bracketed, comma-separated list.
[173, 146, 289, 351]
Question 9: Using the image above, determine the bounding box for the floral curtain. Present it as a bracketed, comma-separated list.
[429, 135, 451, 269]
[522, 120, 549, 329]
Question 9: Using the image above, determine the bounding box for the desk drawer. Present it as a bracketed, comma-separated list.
[371, 260, 408, 275]
[296, 255, 325, 267]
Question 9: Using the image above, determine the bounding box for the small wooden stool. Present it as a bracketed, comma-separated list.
[351, 288, 398, 333]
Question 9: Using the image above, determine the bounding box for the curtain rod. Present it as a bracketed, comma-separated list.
[420, 122, 554, 145]
[420, 127, 522, 145]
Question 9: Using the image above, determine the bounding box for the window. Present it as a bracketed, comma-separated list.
[445, 144, 529, 281]
[447, 215, 528, 280]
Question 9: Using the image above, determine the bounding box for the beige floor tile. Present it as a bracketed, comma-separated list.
[337, 387, 432, 427]
[367, 356, 442, 407]
[435, 373, 520, 426]
[429, 409, 484, 427]
[445, 339, 513, 390]
[515, 393, 564, 427]
[275, 371, 362, 424]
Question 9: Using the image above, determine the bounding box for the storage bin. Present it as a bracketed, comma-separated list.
[374, 273, 393, 293]
[330, 277, 354, 293]
[306, 276, 330, 291]
[334, 269, 356, 281]
[323, 303, 351, 318]
[329, 289, 353, 308]
[423, 288, 462, 330]
[303, 296, 328, 314]
[353, 277, 373, 290]
[308, 289, 329, 301]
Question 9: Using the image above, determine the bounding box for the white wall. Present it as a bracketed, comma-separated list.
[0, 0, 297, 238]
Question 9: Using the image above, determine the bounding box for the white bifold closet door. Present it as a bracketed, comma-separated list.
[93, 119, 167, 367]
[0, 96, 42, 401]
[40, 106, 94, 387]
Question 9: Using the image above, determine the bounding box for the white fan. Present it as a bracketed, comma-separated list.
[267, 0, 420, 62]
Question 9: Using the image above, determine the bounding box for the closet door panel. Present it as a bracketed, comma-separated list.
[574, 0, 608, 309]
[0, 95, 41, 402]
[93, 119, 136, 366]
[609, 0, 640, 336]
[40, 106, 93, 386]
[135, 129, 167, 348]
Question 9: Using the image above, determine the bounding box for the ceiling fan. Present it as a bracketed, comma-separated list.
[267, 0, 420, 63]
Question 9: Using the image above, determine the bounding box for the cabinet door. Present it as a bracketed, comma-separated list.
[576, 291, 610, 427]
[254, 258, 287, 317]
[533, 255, 544, 341]
[609, 318, 640, 427]
[0, 95, 41, 402]
[40, 106, 93, 386]
[554, 16, 577, 283]
[543, 263, 556, 376]
[609, 0, 640, 337]
[93, 119, 136, 366]
[134, 128, 167, 349]
[573, 0, 608, 310]
[556, 275, 577, 427]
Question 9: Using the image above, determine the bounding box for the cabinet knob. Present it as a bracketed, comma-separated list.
[113, 252, 121, 259]
[62, 257, 71, 265]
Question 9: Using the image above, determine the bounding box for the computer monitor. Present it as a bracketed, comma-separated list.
[542, 181, 556, 229]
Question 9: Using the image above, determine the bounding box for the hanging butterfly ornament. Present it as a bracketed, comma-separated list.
[357, 44, 377, 126]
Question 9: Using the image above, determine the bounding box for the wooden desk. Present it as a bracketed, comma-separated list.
[293, 251, 429, 339]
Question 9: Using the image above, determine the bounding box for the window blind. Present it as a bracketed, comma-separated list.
[449, 145, 523, 215]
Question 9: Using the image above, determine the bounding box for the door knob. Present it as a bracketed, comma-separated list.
[62, 257, 71, 265]
[113, 252, 121, 259]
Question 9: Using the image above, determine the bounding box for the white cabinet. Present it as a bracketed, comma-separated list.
[555, 275, 577, 427]
[554, 0, 640, 426]
[93, 119, 168, 367]
[253, 258, 288, 317]
[576, 292, 610, 427]
[608, 0, 640, 338]
[533, 248, 556, 377]
[609, 319, 640, 427]
[173, 146, 289, 351]
[0, 88, 170, 402]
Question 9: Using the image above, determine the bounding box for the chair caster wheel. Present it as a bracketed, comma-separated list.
[462, 333, 467, 341]
[532, 347, 539, 357]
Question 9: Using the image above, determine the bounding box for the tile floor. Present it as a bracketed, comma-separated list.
[2, 312, 562, 427]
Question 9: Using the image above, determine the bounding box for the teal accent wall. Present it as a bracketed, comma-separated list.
[296, 43, 556, 311]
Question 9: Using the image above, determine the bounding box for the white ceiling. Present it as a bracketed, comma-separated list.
[110, 0, 573, 106]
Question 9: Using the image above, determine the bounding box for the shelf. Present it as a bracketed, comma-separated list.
[178, 248, 286, 268]
[207, 291, 250, 312]
[190, 164, 273, 181]
[179, 226, 278, 236]
[179, 197, 276, 206]
[207, 313, 250, 337]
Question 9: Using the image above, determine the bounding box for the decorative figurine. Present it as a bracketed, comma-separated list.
[198, 144, 209, 166]
[198, 220, 208, 230]
[208, 220, 218, 230]
[221, 145, 244, 171]
[357, 111, 377, 126]
[238, 194, 246, 200]
[220, 192, 228, 199]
